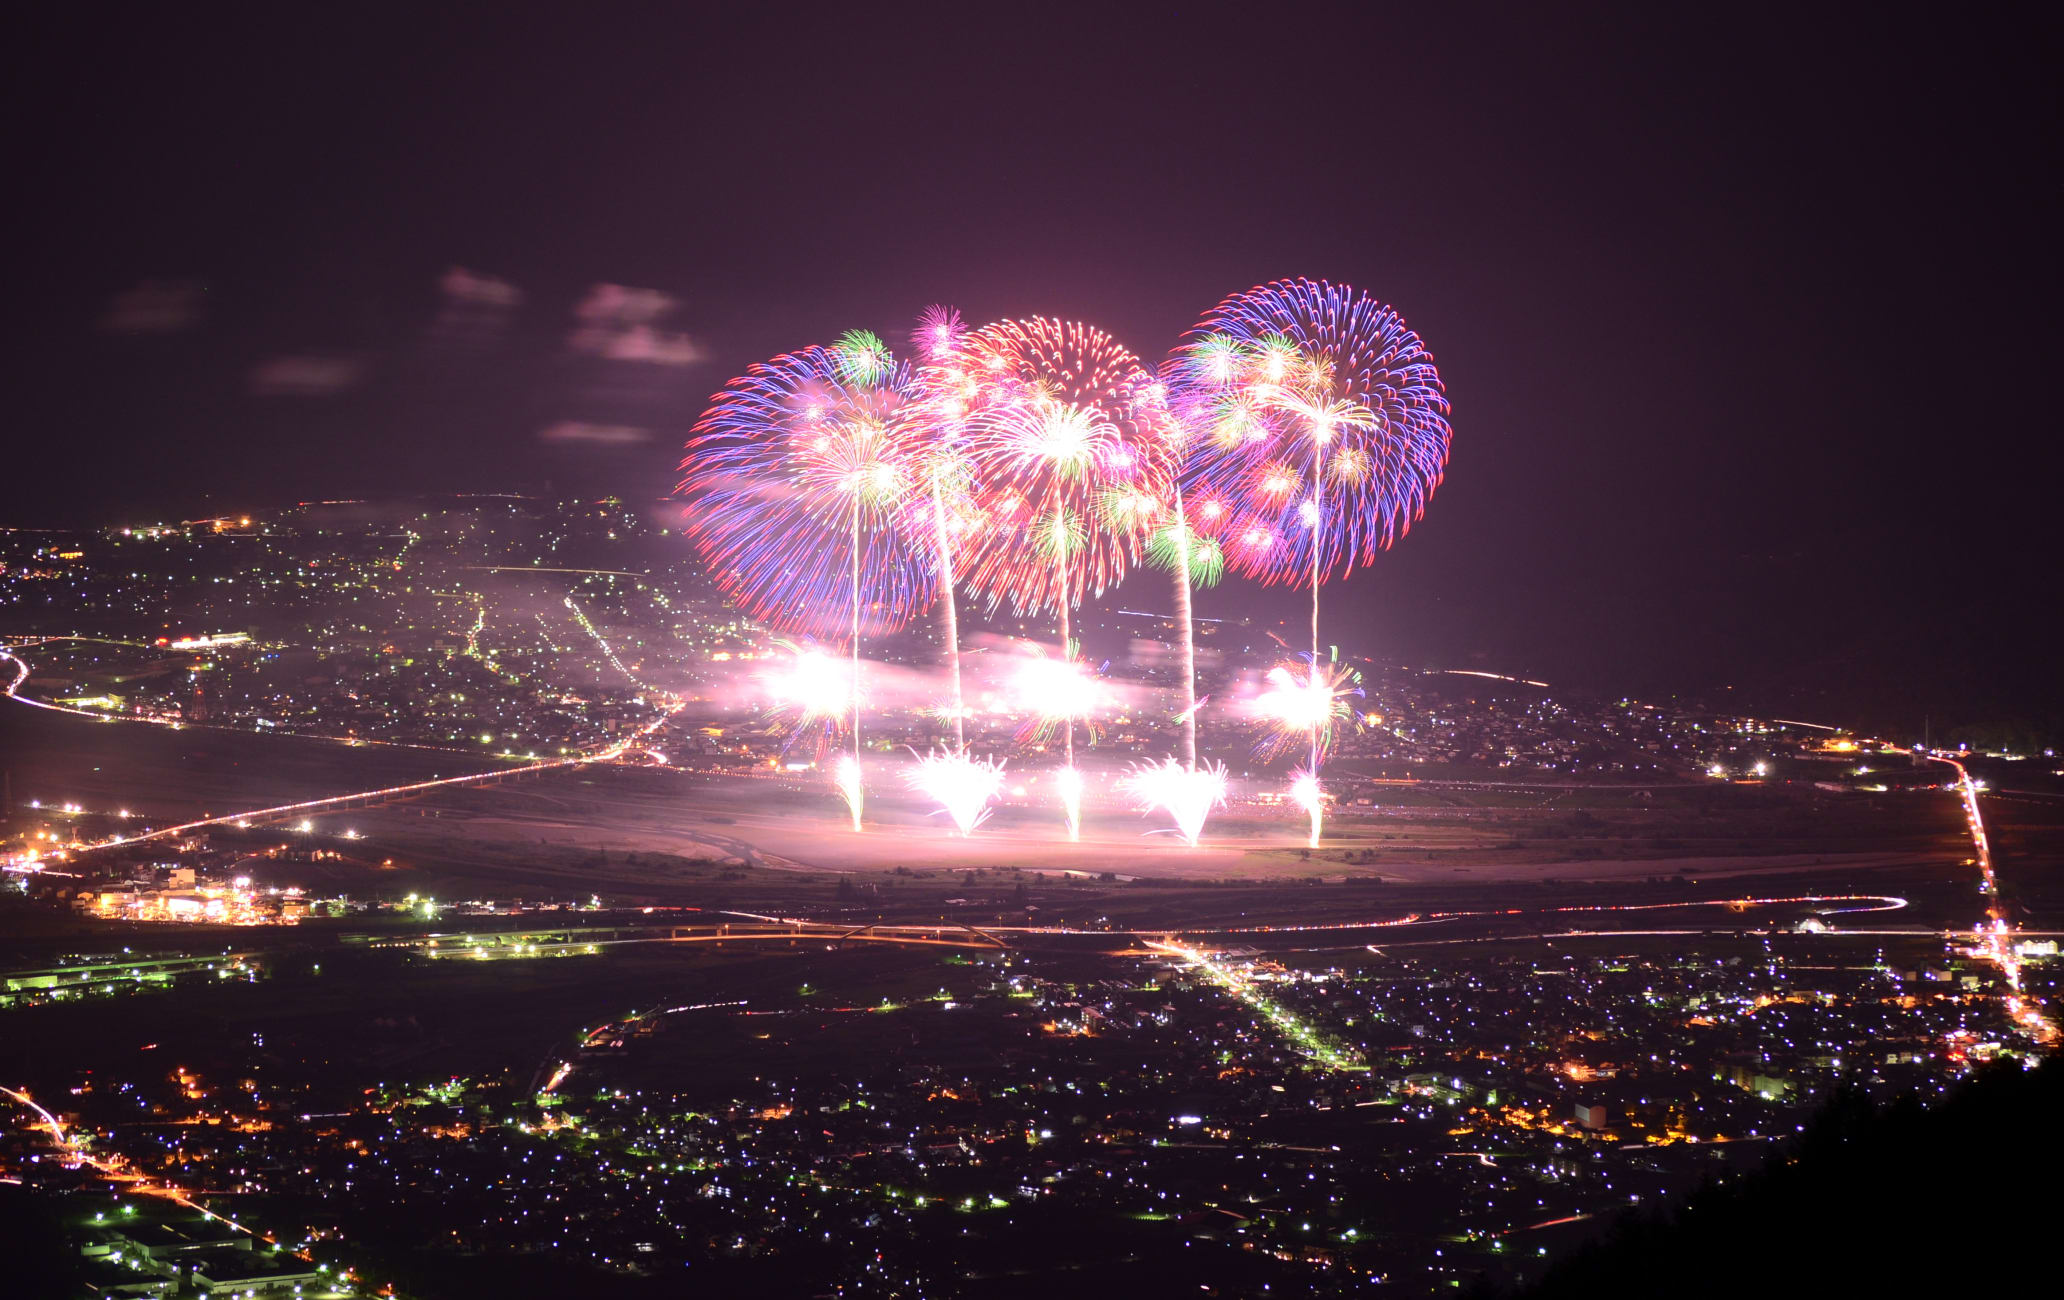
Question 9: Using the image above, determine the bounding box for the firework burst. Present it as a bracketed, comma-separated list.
[951, 318, 1179, 616]
[1251, 660, 1361, 763]
[677, 344, 929, 639]
[1288, 768, 1324, 849]
[1006, 644, 1104, 746]
[908, 749, 1006, 836]
[760, 640, 855, 757]
[1170, 279, 1451, 585]
[913, 304, 967, 363]
[1146, 518, 1226, 588]
[1120, 758, 1229, 848]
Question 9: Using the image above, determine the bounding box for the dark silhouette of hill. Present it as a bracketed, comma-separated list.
[1506, 1053, 2062, 1297]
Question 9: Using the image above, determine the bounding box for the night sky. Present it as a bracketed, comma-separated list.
[10, 7, 2057, 737]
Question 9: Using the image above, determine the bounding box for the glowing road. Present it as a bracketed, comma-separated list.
[1, 1084, 271, 1238]
[1915, 750, 2058, 1044]
[385, 894, 1922, 960]
[1145, 939, 1366, 1071]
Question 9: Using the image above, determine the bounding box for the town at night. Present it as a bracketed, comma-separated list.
[5, 8, 2057, 1297]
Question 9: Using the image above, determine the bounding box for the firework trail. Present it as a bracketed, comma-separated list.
[1052, 764, 1085, 843]
[1288, 768, 1325, 848]
[1171, 280, 1450, 844]
[905, 305, 977, 754]
[1140, 385, 1232, 839]
[883, 305, 1013, 836]
[833, 755, 865, 831]
[1146, 508, 1221, 770]
[679, 334, 927, 829]
[951, 318, 1178, 838]
[924, 466, 969, 750]
[1138, 427, 1230, 842]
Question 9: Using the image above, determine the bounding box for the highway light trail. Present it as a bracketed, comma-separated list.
[1146, 940, 1365, 1072]
[1436, 668, 1551, 688]
[564, 596, 656, 692]
[454, 596, 518, 682]
[1155, 895, 1909, 938]
[670, 896, 1913, 948]
[1, 1085, 270, 1241]
[463, 565, 650, 578]
[1, 1085, 77, 1154]
[1919, 751, 2059, 1045]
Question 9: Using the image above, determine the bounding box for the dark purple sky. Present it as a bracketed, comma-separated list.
[9, 6, 2058, 735]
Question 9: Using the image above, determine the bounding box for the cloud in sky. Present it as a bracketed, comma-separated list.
[568, 283, 705, 366]
[101, 279, 206, 333]
[249, 353, 365, 396]
[440, 266, 523, 308]
[539, 420, 651, 445]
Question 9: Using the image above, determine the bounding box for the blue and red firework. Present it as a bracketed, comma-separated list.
[1168, 278, 1452, 585]
[676, 339, 935, 640]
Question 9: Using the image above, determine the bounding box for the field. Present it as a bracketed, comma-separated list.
[7, 698, 2048, 938]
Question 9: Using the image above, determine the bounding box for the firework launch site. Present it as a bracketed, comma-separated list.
[3, 493, 2019, 900]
